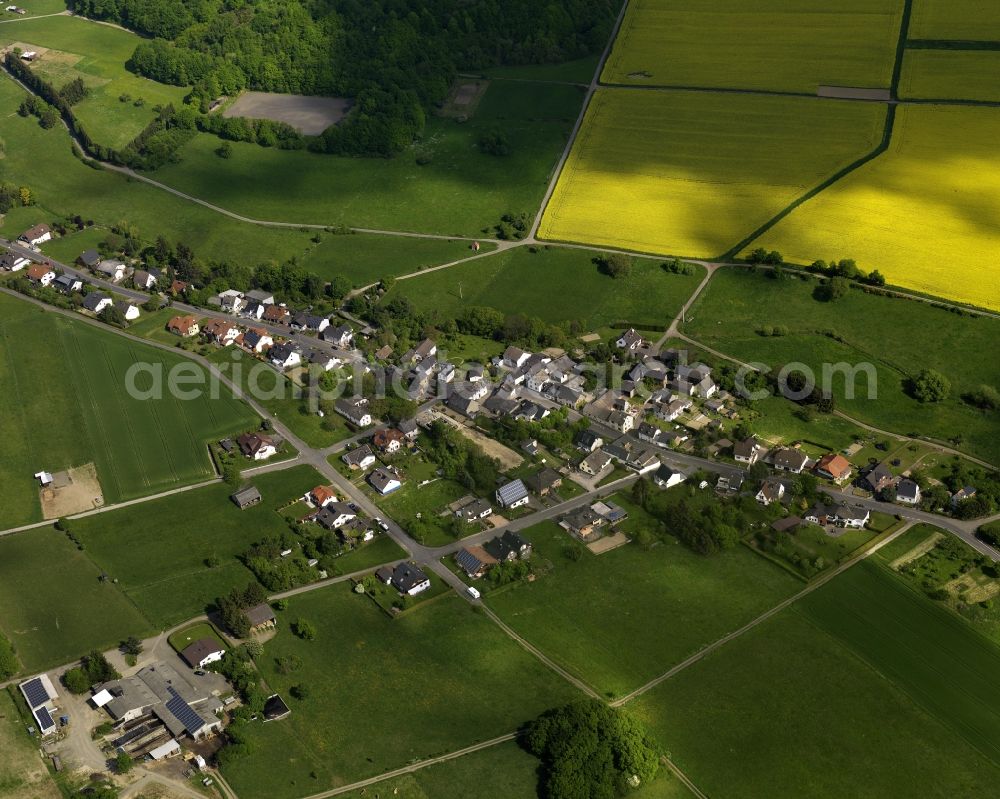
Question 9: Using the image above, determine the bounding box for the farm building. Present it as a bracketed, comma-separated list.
[246, 603, 276, 633]
[19, 674, 60, 738]
[231, 486, 262, 509]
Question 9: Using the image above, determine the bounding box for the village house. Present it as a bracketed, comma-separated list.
[315, 502, 357, 530]
[859, 462, 894, 494]
[202, 319, 241, 346]
[77, 249, 101, 270]
[895, 478, 921, 505]
[309, 485, 337, 508]
[373, 428, 405, 454]
[756, 478, 785, 505]
[237, 432, 277, 461]
[608, 409, 635, 434]
[560, 506, 604, 539]
[579, 449, 613, 476]
[385, 562, 431, 595]
[673, 363, 717, 398]
[132, 268, 161, 290]
[653, 463, 686, 489]
[242, 299, 266, 321]
[455, 497, 493, 522]
[814, 453, 852, 483]
[616, 328, 645, 351]
[19, 223, 51, 246]
[26, 264, 56, 287]
[502, 345, 531, 370]
[496, 479, 530, 509]
[231, 486, 262, 509]
[398, 418, 420, 441]
[53, 274, 83, 293]
[575, 429, 604, 453]
[96, 259, 127, 283]
[269, 342, 302, 370]
[323, 324, 354, 348]
[368, 466, 402, 495]
[262, 304, 291, 325]
[951, 486, 977, 507]
[113, 299, 141, 321]
[246, 289, 274, 305]
[216, 289, 245, 314]
[524, 467, 562, 497]
[1, 252, 32, 271]
[242, 327, 273, 353]
[733, 436, 766, 465]
[484, 531, 532, 562]
[170, 279, 189, 295]
[807, 502, 871, 528]
[180, 639, 226, 670]
[335, 397, 373, 427]
[772, 448, 810, 474]
[167, 315, 200, 338]
[342, 444, 376, 470]
[657, 398, 692, 422]
[637, 422, 662, 445]
[291, 312, 329, 333]
[82, 292, 112, 314]
[455, 546, 498, 579]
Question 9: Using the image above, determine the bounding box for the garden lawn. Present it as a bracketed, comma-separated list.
[0, 293, 258, 528]
[151, 81, 585, 236]
[0, 77, 318, 265]
[0, 527, 152, 672]
[219, 589, 580, 799]
[327, 534, 407, 576]
[485, 511, 801, 698]
[800, 560, 1000, 764]
[372, 455, 471, 547]
[168, 622, 228, 653]
[70, 466, 326, 629]
[908, 0, 1000, 40]
[37, 226, 108, 264]
[753, 104, 1000, 311]
[899, 50, 1000, 102]
[603, 0, 902, 93]
[0, 14, 188, 149]
[539, 89, 886, 258]
[630, 607, 1000, 798]
[206, 348, 351, 449]
[388, 245, 704, 330]
[683, 267, 1000, 465]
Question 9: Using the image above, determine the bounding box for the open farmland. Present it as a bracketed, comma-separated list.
[0, 293, 258, 528]
[754, 105, 1000, 311]
[0, 14, 188, 149]
[388, 245, 704, 332]
[0, 528, 152, 672]
[899, 50, 1000, 102]
[683, 268, 1000, 465]
[908, 0, 1000, 40]
[603, 0, 902, 93]
[69, 466, 325, 629]
[801, 561, 1000, 764]
[219, 590, 579, 799]
[151, 81, 585, 236]
[538, 89, 886, 258]
[485, 512, 801, 698]
[631, 607, 1000, 798]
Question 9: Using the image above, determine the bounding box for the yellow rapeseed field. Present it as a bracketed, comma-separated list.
[538, 89, 885, 258]
[751, 105, 1000, 311]
[899, 50, 1000, 102]
[908, 0, 1000, 40]
[603, 0, 902, 93]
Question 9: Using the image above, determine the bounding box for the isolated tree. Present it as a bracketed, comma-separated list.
[292, 618, 316, 640]
[114, 752, 133, 774]
[816, 276, 850, 302]
[599, 253, 632, 279]
[121, 636, 143, 656]
[62, 667, 90, 694]
[911, 369, 951, 403]
[290, 683, 311, 701]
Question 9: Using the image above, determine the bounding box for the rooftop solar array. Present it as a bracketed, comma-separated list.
[166, 687, 204, 734]
[33, 706, 55, 732]
[21, 677, 50, 709]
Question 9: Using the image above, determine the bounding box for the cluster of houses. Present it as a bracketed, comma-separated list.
[300, 484, 376, 544]
[559, 500, 629, 541]
[454, 531, 532, 579]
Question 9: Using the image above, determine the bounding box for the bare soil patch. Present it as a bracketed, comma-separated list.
[432, 410, 523, 470]
[587, 532, 629, 555]
[438, 79, 489, 119]
[39, 463, 103, 519]
[222, 92, 351, 135]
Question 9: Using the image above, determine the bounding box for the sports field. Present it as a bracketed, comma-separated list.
[538, 90, 886, 258]
[0, 14, 188, 149]
[485, 512, 801, 698]
[755, 105, 1000, 311]
[70, 466, 325, 628]
[899, 50, 1000, 102]
[631, 607, 1000, 798]
[152, 81, 585, 236]
[908, 0, 1000, 40]
[388, 245, 704, 332]
[0, 527, 152, 672]
[0, 294, 259, 527]
[683, 268, 1000, 465]
[219, 589, 579, 799]
[603, 0, 902, 93]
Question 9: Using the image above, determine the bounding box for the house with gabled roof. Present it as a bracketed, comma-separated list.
[167, 315, 200, 337]
[335, 398, 372, 427]
[772, 447, 810, 474]
[19, 223, 51, 246]
[814, 453, 852, 483]
[26, 264, 55, 286]
[756, 478, 785, 505]
[859, 462, 894, 494]
[616, 328, 645, 351]
[733, 436, 766, 465]
[368, 466, 402, 495]
[82, 292, 112, 314]
[237, 432, 277, 461]
[496, 479, 530, 509]
[342, 444, 376, 470]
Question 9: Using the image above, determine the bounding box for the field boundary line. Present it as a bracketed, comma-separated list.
[611, 523, 913, 707]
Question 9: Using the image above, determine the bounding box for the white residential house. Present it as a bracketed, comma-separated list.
[502, 346, 531, 370]
[269, 342, 302, 370]
[19, 223, 52, 247]
[242, 328, 273, 353]
[616, 328, 645, 351]
[26, 264, 56, 287]
[895, 478, 921, 505]
[96, 260, 127, 282]
[335, 398, 373, 427]
[496, 479, 530, 509]
[734, 436, 766, 465]
[653, 463, 686, 489]
[114, 300, 141, 321]
[217, 289, 245, 314]
[323, 324, 354, 348]
[756, 479, 785, 505]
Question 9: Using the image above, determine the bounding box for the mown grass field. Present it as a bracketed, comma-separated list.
[684, 268, 1000, 465]
[483, 55, 599, 84]
[899, 50, 1000, 102]
[219, 589, 580, 799]
[631, 606, 1000, 798]
[0, 527, 153, 672]
[0, 689, 60, 799]
[70, 466, 325, 629]
[0, 293, 259, 528]
[388, 245, 704, 332]
[801, 560, 1000, 764]
[0, 14, 188, 149]
[485, 504, 802, 698]
[539, 89, 886, 258]
[603, 0, 902, 92]
[755, 105, 1000, 311]
[908, 0, 1000, 40]
[151, 81, 584, 236]
[0, 0, 67, 17]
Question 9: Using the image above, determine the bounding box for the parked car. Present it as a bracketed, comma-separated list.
[376, 518, 389, 531]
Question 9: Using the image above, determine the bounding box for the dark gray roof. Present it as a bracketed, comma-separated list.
[496, 479, 529, 506]
[391, 562, 429, 593]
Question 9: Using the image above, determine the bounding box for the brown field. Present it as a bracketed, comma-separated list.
[222, 92, 351, 135]
[39, 463, 103, 519]
[438, 79, 490, 118]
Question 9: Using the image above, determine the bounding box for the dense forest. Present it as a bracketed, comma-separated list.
[67, 0, 617, 155]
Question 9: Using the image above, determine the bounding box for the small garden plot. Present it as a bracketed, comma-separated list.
[168, 622, 229, 654]
[222, 92, 352, 135]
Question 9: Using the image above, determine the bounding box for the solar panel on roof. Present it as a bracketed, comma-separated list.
[21, 677, 50, 709]
[165, 687, 204, 734]
[34, 706, 55, 731]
